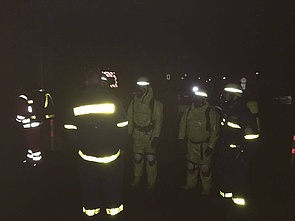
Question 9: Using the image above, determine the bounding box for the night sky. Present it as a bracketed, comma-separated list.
[1, 0, 295, 97]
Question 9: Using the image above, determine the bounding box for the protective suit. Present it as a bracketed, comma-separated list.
[216, 83, 260, 206]
[178, 89, 220, 194]
[64, 69, 128, 220]
[127, 77, 163, 189]
[16, 88, 54, 166]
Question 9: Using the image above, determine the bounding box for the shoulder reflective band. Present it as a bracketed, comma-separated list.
[83, 207, 100, 216]
[64, 124, 78, 130]
[78, 149, 121, 163]
[244, 134, 260, 140]
[232, 197, 246, 206]
[117, 121, 128, 127]
[219, 191, 233, 198]
[73, 103, 115, 116]
[106, 204, 124, 216]
[19, 94, 28, 100]
[227, 121, 241, 129]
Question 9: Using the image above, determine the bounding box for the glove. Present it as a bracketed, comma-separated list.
[204, 147, 213, 157]
[179, 139, 187, 149]
[151, 137, 159, 149]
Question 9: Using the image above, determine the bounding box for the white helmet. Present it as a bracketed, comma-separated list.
[136, 76, 150, 86]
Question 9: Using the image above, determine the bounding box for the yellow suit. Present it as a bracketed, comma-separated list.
[127, 87, 163, 188]
[178, 102, 220, 192]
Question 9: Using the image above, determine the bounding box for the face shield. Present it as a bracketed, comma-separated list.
[135, 85, 148, 98]
[193, 91, 208, 107]
[220, 91, 237, 107]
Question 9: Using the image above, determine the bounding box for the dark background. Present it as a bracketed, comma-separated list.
[1, 2, 295, 220]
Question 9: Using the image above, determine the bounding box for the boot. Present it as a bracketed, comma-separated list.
[181, 168, 198, 190]
[130, 176, 141, 187]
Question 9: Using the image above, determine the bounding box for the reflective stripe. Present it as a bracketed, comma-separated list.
[224, 87, 243, 94]
[45, 114, 55, 119]
[78, 149, 121, 163]
[64, 124, 78, 130]
[232, 197, 246, 206]
[83, 207, 100, 216]
[230, 144, 237, 148]
[73, 103, 115, 116]
[106, 204, 124, 216]
[227, 121, 241, 129]
[117, 121, 128, 127]
[219, 191, 233, 198]
[19, 94, 28, 100]
[27, 150, 42, 161]
[244, 134, 260, 140]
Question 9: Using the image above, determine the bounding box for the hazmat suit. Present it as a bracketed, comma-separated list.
[178, 88, 220, 194]
[127, 77, 163, 189]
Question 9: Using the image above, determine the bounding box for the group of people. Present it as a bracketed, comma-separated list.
[15, 68, 260, 221]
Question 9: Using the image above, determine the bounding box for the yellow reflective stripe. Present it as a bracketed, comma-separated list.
[232, 197, 246, 206]
[44, 93, 53, 108]
[219, 191, 233, 198]
[227, 121, 241, 129]
[73, 103, 115, 116]
[64, 124, 78, 130]
[117, 121, 128, 127]
[244, 134, 260, 140]
[78, 149, 121, 163]
[106, 204, 124, 216]
[45, 114, 55, 119]
[230, 144, 237, 148]
[83, 207, 100, 216]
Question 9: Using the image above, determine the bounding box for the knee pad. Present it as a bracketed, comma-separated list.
[146, 154, 156, 166]
[187, 161, 198, 174]
[134, 153, 143, 164]
[200, 164, 211, 176]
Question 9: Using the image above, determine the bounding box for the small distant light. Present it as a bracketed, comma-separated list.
[292, 148, 295, 155]
[184, 74, 187, 77]
[292, 135, 295, 141]
[208, 78, 212, 81]
[255, 72, 259, 75]
[181, 77, 184, 80]
[223, 76, 226, 80]
[198, 76, 201, 80]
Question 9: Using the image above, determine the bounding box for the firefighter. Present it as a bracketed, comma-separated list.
[215, 83, 260, 206]
[15, 87, 55, 167]
[64, 68, 128, 220]
[127, 76, 163, 190]
[178, 87, 220, 195]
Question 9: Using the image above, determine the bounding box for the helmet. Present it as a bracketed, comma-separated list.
[224, 83, 243, 97]
[136, 76, 150, 86]
[220, 83, 242, 107]
[193, 87, 207, 107]
[194, 87, 208, 98]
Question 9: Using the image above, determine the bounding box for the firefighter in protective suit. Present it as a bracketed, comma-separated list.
[64, 68, 128, 220]
[215, 83, 260, 206]
[178, 87, 220, 195]
[127, 76, 163, 190]
[15, 88, 55, 166]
